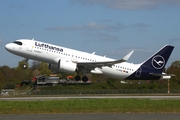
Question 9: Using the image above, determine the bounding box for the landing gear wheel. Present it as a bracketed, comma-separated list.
[22, 64, 27, 69]
[75, 75, 81, 81]
[22, 58, 29, 69]
[82, 76, 88, 82]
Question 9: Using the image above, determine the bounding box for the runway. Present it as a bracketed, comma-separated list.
[0, 113, 180, 120]
[1, 95, 180, 120]
[0, 95, 180, 101]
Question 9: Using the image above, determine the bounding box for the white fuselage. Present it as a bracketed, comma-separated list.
[5, 39, 141, 79]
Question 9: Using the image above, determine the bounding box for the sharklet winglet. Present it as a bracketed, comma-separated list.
[122, 50, 134, 61]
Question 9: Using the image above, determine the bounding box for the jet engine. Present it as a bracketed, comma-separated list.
[58, 59, 77, 73]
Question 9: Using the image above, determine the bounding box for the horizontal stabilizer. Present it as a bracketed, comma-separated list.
[150, 73, 175, 80]
[150, 73, 175, 77]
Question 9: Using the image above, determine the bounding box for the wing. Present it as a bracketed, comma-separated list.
[77, 51, 134, 71]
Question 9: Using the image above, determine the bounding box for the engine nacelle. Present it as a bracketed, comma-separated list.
[58, 59, 77, 73]
[91, 68, 103, 74]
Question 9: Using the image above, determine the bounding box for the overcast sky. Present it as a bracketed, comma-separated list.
[0, 0, 180, 68]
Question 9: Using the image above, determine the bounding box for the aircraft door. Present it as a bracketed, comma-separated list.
[135, 67, 142, 77]
[27, 41, 33, 52]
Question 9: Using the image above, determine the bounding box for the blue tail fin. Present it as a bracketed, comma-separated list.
[125, 45, 174, 80]
[141, 45, 174, 72]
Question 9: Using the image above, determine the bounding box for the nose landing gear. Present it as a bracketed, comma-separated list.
[22, 58, 29, 69]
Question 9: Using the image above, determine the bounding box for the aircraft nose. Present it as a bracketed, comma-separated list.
[5, 43, 13, 51]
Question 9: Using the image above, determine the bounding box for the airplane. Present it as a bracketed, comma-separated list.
[5, 39, 174, 82]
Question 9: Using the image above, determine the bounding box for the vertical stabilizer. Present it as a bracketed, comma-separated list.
[126, 45, 174, 80]
[141, 45, 174, 72]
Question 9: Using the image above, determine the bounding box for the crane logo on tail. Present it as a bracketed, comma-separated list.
[152, 55, 165, 69]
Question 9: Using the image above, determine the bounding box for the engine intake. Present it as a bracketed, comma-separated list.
[58, 59, 77, 73]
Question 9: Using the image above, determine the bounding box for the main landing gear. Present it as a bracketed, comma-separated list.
[75, 70, 89, 82]
[82, 76, 88, 82]
[75, 75, 81, 81]
[75, 75, 88, 82]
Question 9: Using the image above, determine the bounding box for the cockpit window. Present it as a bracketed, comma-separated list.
[13, 41, 22, 45]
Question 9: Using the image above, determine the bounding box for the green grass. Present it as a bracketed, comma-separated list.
[0, 99, 180, 114]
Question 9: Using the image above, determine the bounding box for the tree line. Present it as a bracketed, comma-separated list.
[0, 60, 56, 90]
[0, 60, 180, 90]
